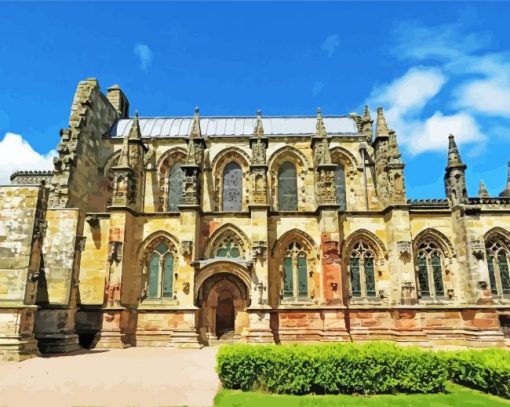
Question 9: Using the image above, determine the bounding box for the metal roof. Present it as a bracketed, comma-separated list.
[108, 116, 359, 138]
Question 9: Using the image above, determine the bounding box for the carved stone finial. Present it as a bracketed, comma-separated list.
[363, 105, 371, 120]
[315, 106, 327, 138]
[376, 107, 389, 137]
[190, 107, 202, 139]
[254, 109, 264, 137]
[128, 110, 142, 140]
[499, 161, 510, 197]
[479, 180, 489, 198]
[447, 134, 465, 169]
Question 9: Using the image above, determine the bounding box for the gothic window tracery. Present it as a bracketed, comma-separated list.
[486, 238, 510, 296]
[349, 241, 376, 298]
[223, 162, 243, 211]
[282, 242, 309, 299]
[168, 163, 184, 211]
[415, 239, 445, 299]
[335, 164, 347, 211]
[278, 161, 298, 211]
[213, 230, 245, 259]
[147, 242, 175, 299]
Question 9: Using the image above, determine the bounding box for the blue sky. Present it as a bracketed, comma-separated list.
[0, 2, 509, 197]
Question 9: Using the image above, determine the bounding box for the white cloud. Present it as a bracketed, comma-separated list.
[0, 133, 56, 185]
[369, 66, 447, 123]
[321, 34, 339, 57]
[365, 66, 481, 156]
[312, 81, 324, 96]
[134, 43, 152, 71]
[404, 112, 484, 156]
[455, 78, 510, 116]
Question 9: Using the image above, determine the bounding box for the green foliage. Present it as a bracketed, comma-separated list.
[441, 348, 510, 399]
[216, 342, 448, 395]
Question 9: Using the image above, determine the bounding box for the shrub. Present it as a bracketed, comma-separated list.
[216, 342, 448, 395]
[441, 348, 510, 399]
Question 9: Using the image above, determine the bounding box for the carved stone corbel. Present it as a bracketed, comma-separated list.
[470, 239, 485, 260]
[396, 241, 412, 260]
[251, 241, 267, 259]
[180, 240, 193, 259]
[85, 215, 99, 228]
[75, 236, 87, 252]
[108, 241, 123, 263]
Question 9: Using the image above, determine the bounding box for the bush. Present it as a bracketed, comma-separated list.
[441, 348, 510, 399]
[216, 342, 448, 395]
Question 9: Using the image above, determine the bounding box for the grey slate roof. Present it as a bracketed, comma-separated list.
[107, 116, 359, 138]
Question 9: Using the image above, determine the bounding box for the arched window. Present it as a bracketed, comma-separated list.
[415, 240, 445, 298]
[147, 243, 174, 299]
[335, 165, 346, 211]
[278, 161, 298, 211]
[214, 231, 243, 259]
[486, 238, 510, 296]
[282, 242, 308, 299]
[168, 163, 184, 211]
[223, 162, 243, 211]
[349, 241, 376, 298]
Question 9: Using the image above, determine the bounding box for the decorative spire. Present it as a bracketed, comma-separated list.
[479, 180, 489, 198]
[388, 130, 402, 163]
[190, 107, 202, 139]
[128, 110, 142, 140]
[376, 107, 389, 137]
[320, 138, 332, 164]
[500, 161, 510, 197]
[363, 105, 371, 121]
[254, 109, 264, 137]
[447, 134, 465, 168]
[315, 107, 327, 138]
[186, 132, 197, 165]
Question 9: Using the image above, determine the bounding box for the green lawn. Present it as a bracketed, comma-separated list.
[214, 383, 510, 407]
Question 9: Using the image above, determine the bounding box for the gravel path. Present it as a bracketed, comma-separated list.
[0, 347, 220, 407]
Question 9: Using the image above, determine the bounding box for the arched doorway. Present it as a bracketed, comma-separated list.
[196, 273, 249, 343]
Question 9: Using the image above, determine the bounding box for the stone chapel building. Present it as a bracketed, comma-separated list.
[1, 78, 509, 360]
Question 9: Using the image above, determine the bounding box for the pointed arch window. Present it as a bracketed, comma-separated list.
[147, 243, 174, 299]
[223, 162, 243, 211]
[486, 238, 510, 296]
[335, 164, 346, 211]
[278, 161, 298, 211]
[282, 242, 309, 299]
[168, 163, 184, 211]
[415, 240, 445, 299]
[349, 241, 376, 298]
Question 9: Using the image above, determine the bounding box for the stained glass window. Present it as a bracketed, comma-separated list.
[349, 241, 376, 298]
[486, 238, 510, 296]
[278, 162, 298, 211]
[282, 242, 309, 300]
[416, 239, 445, 299]
[283, 257, 293, 298]
[223, 162, 243, 211]
[335, 165, 347, 211]
[214, 231, 243, 259]
[168, 164, 184, 211]
[146, 242, 174, 299]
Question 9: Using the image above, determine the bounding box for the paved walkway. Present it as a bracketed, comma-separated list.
[0, 347, 220, 407]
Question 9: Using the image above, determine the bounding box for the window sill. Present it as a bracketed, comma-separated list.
[417, 297, 453, 305]
[280, 297, 317, 307]
[349, 297, 385, 306]
[139, 298, 179, 309]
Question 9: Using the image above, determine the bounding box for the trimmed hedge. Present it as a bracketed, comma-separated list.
[216, 342, 448, 395]
[441, 348, 510, 399]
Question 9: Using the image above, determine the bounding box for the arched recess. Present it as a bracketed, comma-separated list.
[271, 228, 319, 301]
[205, 223, 251, 259]
[267, 146, 310, 211]
[484, 227, 510, 296]
[343, 229, 387, 300]
[330, 147, 360, 211]
[412, 228, 455, 300]
[137, 231, 179, 301]
[195, 261, 252, 298]
[342, 229, 387, 260]
[413, 228, 455, 259]
[211, 147, 251, 212]
[485, 227, 510, 244]
[102, 150, 121, 177]
[157, 147, 187, 212]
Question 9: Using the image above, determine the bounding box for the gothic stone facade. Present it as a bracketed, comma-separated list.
[1, 78, 510, 360]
